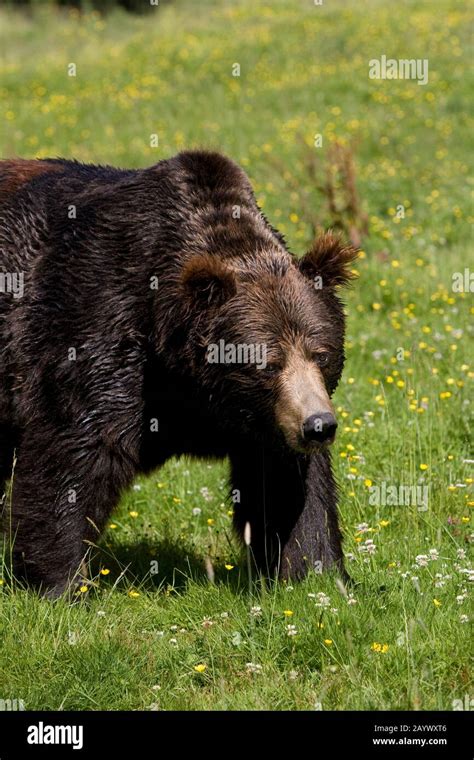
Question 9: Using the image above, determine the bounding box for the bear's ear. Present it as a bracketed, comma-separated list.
[299, 232, 359, 288]
[181, 253, 237, 306]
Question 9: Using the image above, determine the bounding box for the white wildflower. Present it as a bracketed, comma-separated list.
[314, 592, 331, 608]
[415, 554, 429, 567]
[359, 539, 376, 555]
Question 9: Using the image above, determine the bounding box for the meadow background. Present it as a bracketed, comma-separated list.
[0, 0, 472, 711]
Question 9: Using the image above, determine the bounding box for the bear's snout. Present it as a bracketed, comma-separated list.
[274, 348, 337, 453]
[302, 412, 338, 445]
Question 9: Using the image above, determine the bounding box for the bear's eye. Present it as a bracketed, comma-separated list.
[314, 352, 330, 368]
[262, 362, 282, 376]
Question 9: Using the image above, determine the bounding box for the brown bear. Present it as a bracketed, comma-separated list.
[0, 151, 357, 596]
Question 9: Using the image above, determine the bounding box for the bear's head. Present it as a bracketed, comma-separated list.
[180, 232, 358, 453]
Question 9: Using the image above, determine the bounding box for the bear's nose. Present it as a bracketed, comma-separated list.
[302, 413, 338, 443]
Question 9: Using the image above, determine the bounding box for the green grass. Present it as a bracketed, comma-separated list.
[0, 0, 472, 711]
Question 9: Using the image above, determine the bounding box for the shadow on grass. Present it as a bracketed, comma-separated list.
[0, 535, 251, 596]
[91, 537, 250, 594]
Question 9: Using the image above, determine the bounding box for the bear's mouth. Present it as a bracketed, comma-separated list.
[293, 432, 337, 455]
[276, 424, 337, 455]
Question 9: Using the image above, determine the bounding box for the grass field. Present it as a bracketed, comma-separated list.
[0, 0, 472, 711]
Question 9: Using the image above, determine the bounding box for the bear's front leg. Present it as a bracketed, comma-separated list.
[278, 452, 348, 582]
[230, 444, 346, 582]
[10, 431, 135, 597]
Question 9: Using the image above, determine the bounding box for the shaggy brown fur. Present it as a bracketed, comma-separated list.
[0, 159, 63, 199]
